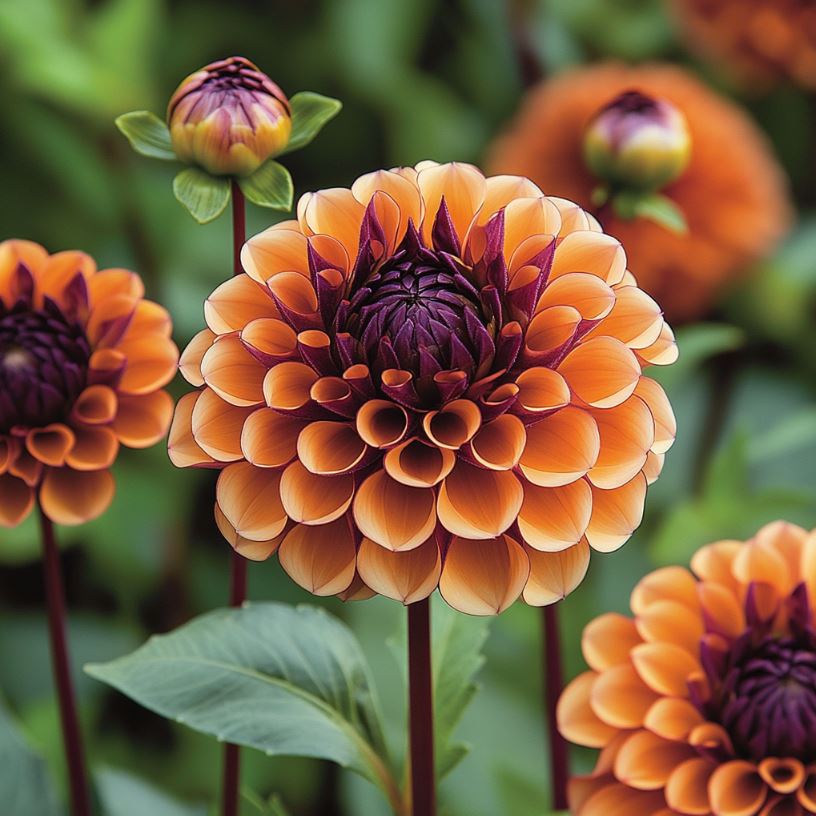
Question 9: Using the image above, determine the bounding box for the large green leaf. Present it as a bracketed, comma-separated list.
[172, 168, 231, 224]
[86, 604, 402, 812]
[115, 111, 175, 160]
[0, 698, 62, 816]
[281, 92, 342, 155]
[238, 160, 293, 211]
[96, 767, 206, 816]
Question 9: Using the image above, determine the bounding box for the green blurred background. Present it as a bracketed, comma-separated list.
[2, 0, 816, 814]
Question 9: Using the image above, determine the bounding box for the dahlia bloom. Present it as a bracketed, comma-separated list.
[487, 64, 792, 322]
[558, 521, 816, 816]
[673, 0, 816, 92]
[168, 56, 292, 177]
[169, 161, 676, 615]
[0, 240, 177, 527]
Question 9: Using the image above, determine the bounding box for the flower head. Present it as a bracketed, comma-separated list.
[169, 161, 676, 615]
[487, 63, 792, 322]
[584, 90, 691, 192]
[673, 0, 816, 91]
[558, 520, 816, 815]
[0, 241, 177, 527]
[167, 56, 291, 177]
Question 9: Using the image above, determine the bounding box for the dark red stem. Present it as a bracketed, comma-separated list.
[38, 507, 92, 816]
[408, 598, 436, 816]
[543, 603, 569, 810]
[222, 180, 248, 816]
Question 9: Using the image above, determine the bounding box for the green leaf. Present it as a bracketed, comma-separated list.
[115, 111, 175, 160]
[172, 168, 231, 224]
[612, 191, 687, 233]
[86, 603, 402, 811]
[95, 767, 206, 816]
[0, 698, 61, 816]
[281, 92, 343, 155]
[238, 160, 293, 211]
[242, 791, 292, 816]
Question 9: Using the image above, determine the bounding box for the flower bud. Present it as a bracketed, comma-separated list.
[583, 90, 691, 191]
[167, 56, 292, 177]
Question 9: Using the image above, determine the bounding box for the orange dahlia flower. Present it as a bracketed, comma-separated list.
[0, 240, 177, 527]
[673, 0, 816, 92]
[487, 64, 792, 322]
[558, 520, 816, 816]
[169, 161, 676, 615]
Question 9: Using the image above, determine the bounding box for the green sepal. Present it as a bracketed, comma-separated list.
[115, 111, 176, 160]
[612, 190, 688, 234]
[281, 92, 343, 156]
[172, 167, 231, 224]
[238, 160, 294, 211]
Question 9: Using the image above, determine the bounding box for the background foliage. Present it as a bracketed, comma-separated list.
[2, 0, 816, 814]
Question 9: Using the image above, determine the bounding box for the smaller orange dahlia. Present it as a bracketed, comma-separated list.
[673, 0, 816, 92]
[169, 161, 677, 615]
[487, 64, 792, 322]
[558, 520, 816, 816]
[0, 240, 177, 527]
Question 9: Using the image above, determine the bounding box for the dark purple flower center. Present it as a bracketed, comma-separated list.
[0, 302, 90, 434]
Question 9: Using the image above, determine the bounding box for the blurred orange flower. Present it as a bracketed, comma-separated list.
[673, 0, 816, 91]
[558, 520, 816, 815]
[169, 161, 676, 615]
[487, 63, 792, 322]
[0, 241, 177, 527]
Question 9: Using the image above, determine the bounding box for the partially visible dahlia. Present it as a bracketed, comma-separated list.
[0, 241, 177, 527]
[559, 521, 816, 815]
[169, 161, 676, 615]
[673, 0, 816, 92]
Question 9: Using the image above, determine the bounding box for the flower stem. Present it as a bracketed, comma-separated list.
[542, 603, 569, 811]
[38, 506, 92, 816]
[407, 598, 436, 816]
[222, 180, 248, 816]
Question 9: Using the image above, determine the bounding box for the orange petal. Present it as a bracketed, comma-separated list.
[39, 468, 115, 525]
[518, 479, 592, 551]
[758, 759, 805, 796]
[501, 196, 561, 260]
[0, 474, 34, 527]
[515, 367, 571, 413]
[116, 335, 178, 396]
[216, 462, 287, 541]
[240, 407, 303, 468]
[87, 268, 144, 303]
[38, 250, 96, 305]
[26, 424, 75, 467]
[191, 388, 253, 462]
[582, 613, 642, 672]
[636, 599, 705, 656]
[65, 426, 119, 470]
[592, 286, 664, 349]
[266, 270, 319, 319]
[614, 730, 695, 790]
[558, 337, 641, 409]
[550, 230, 627, 286]
[383, 440, 455, 487]
[557, 671, 618, 748]
[468, 414, 525, 470]
[214, 503, 282, 561]
[549, 196, 593, 236]
[437, 461, 523, 539]
[579, 783, 667, 816]
[297, 422, 368, 475]
[439, 534, 529, 615]
[525, 305, 581, 355]
[631, 566, 701, 616]
[732, 536, 792, 597]
[241, 226, 310, 284]
[72, 385, 118, 425]
[112, 391, 174, 448]
[587, 395, 654, 489]
[278, 517, 357, 596]
[697, 582, 746, 639]
[637, 322, 679, 367]
[644, 697, 704, 742]
[204, 274, 278, 334]
[416, 162, 486, 246]
[351, 170, 422, 250]
[536, 272, 615, 321]
[167, 392, 216, 469]
[201, 335, 266, 406]
[803, 535, 816, 617]
[631, 642, 701, 697]
[708, 761, 767, 816]
[585, 474, 647, 553]
[279, 461, 353, 525]
[519, 407, 600, 487]
[477, 175, 542, 226]
[241, 317, 297, 361]
[423, 400, 482, 450]
[356, 535, 441, 605]
[353, 470, 436, 551]
[634, 377, 676, 455]
[665, 757, 716, 815]
[797, 765, 816, 812]
[263, 361, 318, 412]
[297, 188, 365, 261]
[522, 540, 590, 605]
[590, 664, 659, 729]
[643, 451, 665, 485]
[10, 448, 42, 487]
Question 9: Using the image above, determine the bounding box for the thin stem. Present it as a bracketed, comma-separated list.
[407, 598, 436, 816]
[222, 180, 248, 816]
[38, 507, 92, 816]
[542, 603, 569, 811]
